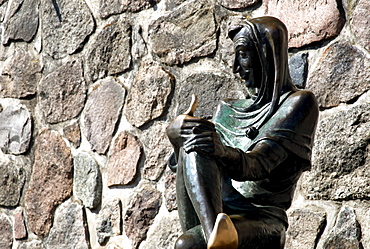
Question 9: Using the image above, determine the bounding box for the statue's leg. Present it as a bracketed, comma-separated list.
[180, 149, 223, 240]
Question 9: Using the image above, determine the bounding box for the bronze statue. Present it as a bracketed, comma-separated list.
[166, 16, 319, 249]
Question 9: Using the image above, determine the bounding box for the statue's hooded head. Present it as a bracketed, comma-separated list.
[228, 16, 297, 137]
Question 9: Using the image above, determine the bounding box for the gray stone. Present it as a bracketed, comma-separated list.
[132, 26, 147, 62]
[41, 0, 95, 59]
[350, 0, 370, 51]
[218, 0, 259, 9]
[125, 61, 174, 127]
[96, 198, 122, 245]
[63, 121, 81, 148]
[302, 101, 370, 201]
[138, 212, 182, 249]
[176, 72, 247, 119]
[100, 0, 160, 19]
[46, 201, 90, 249]
[264, 0, 344, 48]
[0, 213, 12, 249]
[0, 104, 32, 155]
[85, 19, 131, 82]
[2, 0, 39, 44]
[125, 185, 162, 248]
[0, 48, 42, 98]
[164, 169, 177, 211]
[17, 240, 45, 249]
[149, 0, 217, 65]
[165, 0, 187, 10]
[73, 152, 102, 209]
[285, 208, 326, 249]
[82, 78, 125, 154]
[0, 155, 28, 206]
[107, 132, 142, 187]
[142, 123, 172, 181]
[25, 129, 73, 237]
[38, 60, 86, 124]
[323, 206, 362, 249]
[14, 209, 27, 239]
[307, 41, 370, 108]
[289, 52, 308, 89]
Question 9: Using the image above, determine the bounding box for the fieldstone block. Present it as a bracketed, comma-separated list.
[350, 0, 370, 51]
[323, 206, 362, 249]
[25, 129, 73, 237]
[125, 185, 162, 248]
[218, 0, 259, 9]
[96, 198, 122, 245]
[132, 27, 147, 62]
[85, 19, 131, 82]
[264, 0, 344, 48]
[307, 41, 370, 108]
[41, 0, 95, 59]
[2, 0, 39, 44]
[14, 209, 27, 239]
[46, 201, 90, 249]
[142, 123, 172, 181]
[17, 240, 45, 249]
[289, 52, 308, 89]
[38, 60, 86, 124]
[0, 104, 32, 155]
[0, 155, 27, 207]
[0, 213, 12, 249]
[285, 208, 326, 249]
[107, 132, 142, 187]
[63, 122, 81, 148]
[100, 0, 160, 19]
[176, 72, 247, 119]
[125, 61, 174, 127]
[0, 48, 42, 98]
[302, 101, 370, 201]
[82, 78, 125, 154]
[73, 152, 102, 209]
[164, 169, 177, 211]
[149, 0, 217, 65]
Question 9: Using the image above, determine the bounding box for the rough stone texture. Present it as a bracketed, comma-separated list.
[142, 123, 173, 181]
[289, 52, 308, 89]
[38, 60, 86, 124]
[46, 201, 90, 249]
[17, 240, 45, 249]
[125, 61, 174, 127]
[302, 101, 370, 201]
[138, 212, 182, 249]
[82, 78, 125, 154]
[0, 155, 27, 206]
[165, 0, 187, 10]
[96, 198, 122, 245]
[2, 0, 39, 44]
[285, 208, 326, 249]
[307, 41, 370, 108]
[218, 0, 259, 9]
[350, 0, 370, 51]
[24, 129, 73, 237]
[176, 72, 247, 118]
[100, 0, 160, 19]
[107, 132, 142, 187]
[132, 27, 147, 62]
[41, 0, 95, 59]
[85, 19, 131, 82]
[0, 213, 12, 249]
[149, 0, 217, 65]
[14, 209, 27, 239]
[73, 152, 102, 209]
[0, 104, 32, 155]
[63, 121, 81, 148]
[0, 48, 42, 98]
[125, 185, 162, 248]
[323, 206, 362, 249]
[164, 169, 177, 211]
[264, 0, 345, 48]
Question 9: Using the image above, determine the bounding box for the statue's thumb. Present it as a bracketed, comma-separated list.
[183, 94, 198, 117]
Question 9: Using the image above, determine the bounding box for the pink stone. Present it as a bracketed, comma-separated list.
[14, 210, 27, 239]
[350, 0, 370, 51]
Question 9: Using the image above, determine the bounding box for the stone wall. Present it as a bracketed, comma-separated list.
[0, 0, 369, 248]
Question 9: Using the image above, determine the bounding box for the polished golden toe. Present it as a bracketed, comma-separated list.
[207, 213, 238, 249]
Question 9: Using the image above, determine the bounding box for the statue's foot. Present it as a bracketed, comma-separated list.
[207, 213, 238, 249]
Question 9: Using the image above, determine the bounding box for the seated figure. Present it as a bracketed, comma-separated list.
[166, 16, 319, 249]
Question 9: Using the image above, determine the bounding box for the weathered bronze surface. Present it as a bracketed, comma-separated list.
[166, 16, 319, 249]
